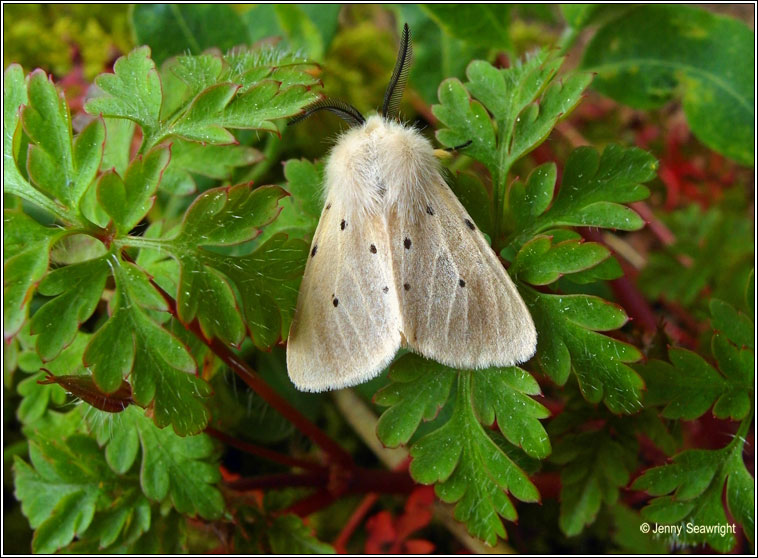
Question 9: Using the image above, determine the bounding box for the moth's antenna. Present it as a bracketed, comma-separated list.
[382, 23, 413, 120]
[289, 98, 366, 127]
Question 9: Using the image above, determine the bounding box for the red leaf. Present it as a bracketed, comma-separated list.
[364, 487, 435, 554]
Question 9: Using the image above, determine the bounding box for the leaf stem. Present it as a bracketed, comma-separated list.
[5, 179, 81, 225]
[205, 427, 324, 472]
[726, 410, 753, 452]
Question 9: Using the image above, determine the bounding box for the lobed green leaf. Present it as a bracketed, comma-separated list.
[85, 46, 162, 137]
[377, 359, 546, 543]
[552, 429, 637, 536]
[84, 256, 209, 435]
[523, 288, 643, 414]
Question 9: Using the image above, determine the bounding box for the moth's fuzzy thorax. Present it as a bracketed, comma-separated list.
[325, 115, 439, 220]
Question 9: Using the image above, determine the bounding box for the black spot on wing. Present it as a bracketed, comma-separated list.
[459, 279, 466, 287]
[370, 244, 377, 254]
[426, 205, 435, 216]
[404, 237, 412, 249]
[311, 245, 317, 257]
[340, 219, 347, 230]
[403, 283, 411, 291]
[464, 218, 475, 230]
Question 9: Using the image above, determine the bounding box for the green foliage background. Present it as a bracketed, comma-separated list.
[3, 4, 754, 554]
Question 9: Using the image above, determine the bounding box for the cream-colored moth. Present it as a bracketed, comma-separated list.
[287, 24, 536, 392]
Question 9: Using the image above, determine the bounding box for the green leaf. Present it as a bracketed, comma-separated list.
[219, 81, 319, 132]
[376, 358, 545, 544]
[552, 428, 637, 536]
[101, 117, 136, 176]
[14, 435, 118, 553]
[128, 408, 224, 520]
[19, 69, 106, 220]
[268, 515, 335, 554]
[4, 65, 76, 222]
[167, 81, 318, 146]
[375, 355, 457, 448]
[87, 403, 223, 522]
[637, 325, 753, 421]
[726, 450, 755, 545]
[508, 72, 593, 164]
[282, 158, 324, 221]
[253, 159, 322, 247]
[22, 70, 73, 204]
[638, 202, 753, 308]
[132, 4, 250, 66]
[97, 145, 170, 233]
[472, 366, 551, 459]
[160, 140, 262, 196]
[30, 256, 110, 362]
[84, 256, 209, 435]
[86, 45, 320, 152]
[274, 5, 332, 60]
[581, 5, 754, 165]
[209, 233, 308, 348]
[633, 441, 752, 552]
[432, 52, 595, 241]
[709, 298, 754, 349]
[70, 489, 150, 551]
[434, 78, 497, 169]
[512, 234, 611, 285]
[609, 504, 670, 554]
[167, 83, 238, 144]
[3, 210, 64, 337]
[85, 46, 162, 139]
[159, 184, 303, 347]
[507, 145, 656, 252]
[422, 5, 512, 50]
[523, 288, 643, 413]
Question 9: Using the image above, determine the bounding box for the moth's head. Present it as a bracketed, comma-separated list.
[288, 23, 413, 130]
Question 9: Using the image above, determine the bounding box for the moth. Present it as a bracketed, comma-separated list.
[287, 24, 537, 391]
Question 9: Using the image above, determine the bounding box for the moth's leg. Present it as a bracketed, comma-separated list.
[433, 140, 473, 159]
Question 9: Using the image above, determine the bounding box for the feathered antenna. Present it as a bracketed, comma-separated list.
[382, 23, 413, 120]
[288, 98, 366, 127]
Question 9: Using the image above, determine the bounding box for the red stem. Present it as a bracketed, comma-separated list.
[280, 468, 415, 518]
[205, 427, 324, 473]
[579, 228, 697, 347]
[284, 489, 338, 517]
[333, 493, 380, 553]
[629, 201, 676, 246]
[226, 471, 327, 491]
[204, 336, 353, 468]
[580, 229, 658, 333]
